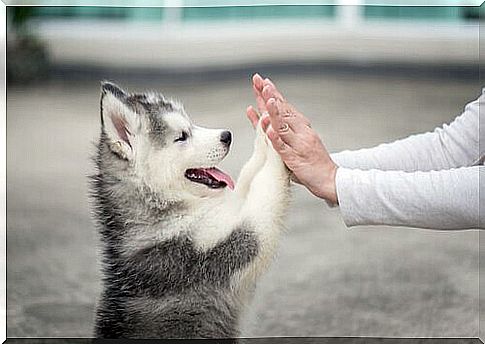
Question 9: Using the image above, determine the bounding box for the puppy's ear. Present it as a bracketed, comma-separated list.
[100, 81, 140, 160]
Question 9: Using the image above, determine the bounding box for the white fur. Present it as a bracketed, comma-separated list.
[113, 108, 290, 288]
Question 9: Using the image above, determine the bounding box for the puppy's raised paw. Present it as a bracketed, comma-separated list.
[254, 115, 269, 152]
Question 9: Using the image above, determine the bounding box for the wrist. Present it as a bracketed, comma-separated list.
[311, 163, 338, 205]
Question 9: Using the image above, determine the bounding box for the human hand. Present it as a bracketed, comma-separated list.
[246, 73, 339, 205]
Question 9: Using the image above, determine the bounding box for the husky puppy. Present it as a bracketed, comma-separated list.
[91, 81, 290, 338]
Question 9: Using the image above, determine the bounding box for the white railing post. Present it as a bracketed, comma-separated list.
[163, 0, 184, 26]
[337, 0, 364, 30]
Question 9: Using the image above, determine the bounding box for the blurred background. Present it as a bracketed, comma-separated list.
[6, 1, 483, 338]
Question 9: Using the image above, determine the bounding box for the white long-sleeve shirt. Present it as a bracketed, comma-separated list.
[330, 90, 483, 230]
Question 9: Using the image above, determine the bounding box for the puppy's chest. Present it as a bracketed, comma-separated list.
[117, 226, 259, 297]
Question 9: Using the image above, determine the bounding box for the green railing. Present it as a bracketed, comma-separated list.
[182, 5, 336, 21]
[364, 6, 476, 21]
[8, 5, 482, 23]
[31, 6, 164, 20]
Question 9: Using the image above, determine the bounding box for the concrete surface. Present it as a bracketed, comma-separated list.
[6, 72, 480, 337]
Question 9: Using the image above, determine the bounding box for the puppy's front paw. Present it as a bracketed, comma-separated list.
[254, 116, 268, 152]
[266, 136, 291, 181]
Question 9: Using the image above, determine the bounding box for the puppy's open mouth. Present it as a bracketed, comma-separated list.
[185, 167, 235, 190]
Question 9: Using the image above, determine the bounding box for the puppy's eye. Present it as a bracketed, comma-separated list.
[174, 131, 188, 142]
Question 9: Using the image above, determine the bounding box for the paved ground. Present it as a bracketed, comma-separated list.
[6, 71, 479, 338]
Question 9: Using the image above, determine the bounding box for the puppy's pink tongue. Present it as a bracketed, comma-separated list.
[205, 167, 234, 190]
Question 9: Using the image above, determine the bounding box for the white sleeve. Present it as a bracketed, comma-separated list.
[335, 166, 482, 230]
[331, 91, 483, 172]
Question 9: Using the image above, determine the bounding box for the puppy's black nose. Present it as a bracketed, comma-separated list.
[220, 131, 232, 146]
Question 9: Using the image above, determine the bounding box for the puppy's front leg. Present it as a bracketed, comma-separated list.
[241, 136, 291, 270]
[234, 119, 268, 200]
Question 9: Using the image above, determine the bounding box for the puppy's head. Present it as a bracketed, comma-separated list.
[99, 81, 234, 200]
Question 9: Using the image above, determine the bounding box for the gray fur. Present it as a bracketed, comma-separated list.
[100, 80, 178, 148]
[91, 82, 260, 339]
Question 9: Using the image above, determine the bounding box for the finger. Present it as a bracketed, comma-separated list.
[280, 110, 312, 132]
[262, 84, 279, 103]
[261, 115, 271, 132]
[252, 73, 264, 92]
[266, 126, 294, 159]
[262, 82, 302, 113]
[262, 81, 287, 105]
[253, 85, 267, 114]
[267, 98, 301, 147]
[262, 84, 310, 127]
[280, 112, 312, 133]
[262, 84, 298, 117]
[246, 106, 259, 128]
[281, 110, 312, 128]
[266, 97, 283, 135]
[262, 83, 301, 116]
[263, 78, 285, 100]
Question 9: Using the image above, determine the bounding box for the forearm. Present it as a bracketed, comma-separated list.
[335, 166, 481, 230]
[331, 92, 481, 172]
[330, 132, 444, 172]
